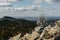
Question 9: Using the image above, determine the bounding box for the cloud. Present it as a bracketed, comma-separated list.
[12, 5, 42, 11]
[34, 0, 42, 4]
[0, 0, 18, 2]
[0, 2, 11, 6]
[0, 0, 19, 6]
[45, 0, 60, 3]
[34, 0, 43, 6]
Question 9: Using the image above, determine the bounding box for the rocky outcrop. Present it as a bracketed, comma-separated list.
[9, 22, 60, 40]
[9, 33, 21, 40]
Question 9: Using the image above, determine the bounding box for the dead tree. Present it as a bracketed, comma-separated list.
[36, 14, 47, 33]
[37, 14, 46, 27]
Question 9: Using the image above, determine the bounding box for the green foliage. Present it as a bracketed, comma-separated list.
[0, 16, 36, 40]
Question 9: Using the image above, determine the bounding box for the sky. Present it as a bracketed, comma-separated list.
[0, 0, 60, 17]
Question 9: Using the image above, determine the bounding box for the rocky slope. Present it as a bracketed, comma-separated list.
[9, 21, 60, 40]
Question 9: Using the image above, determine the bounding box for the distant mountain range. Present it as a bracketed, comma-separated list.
[20, 16, 60, 21]
[0, 16, 60, 21]
[19, 17, 38, 21]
